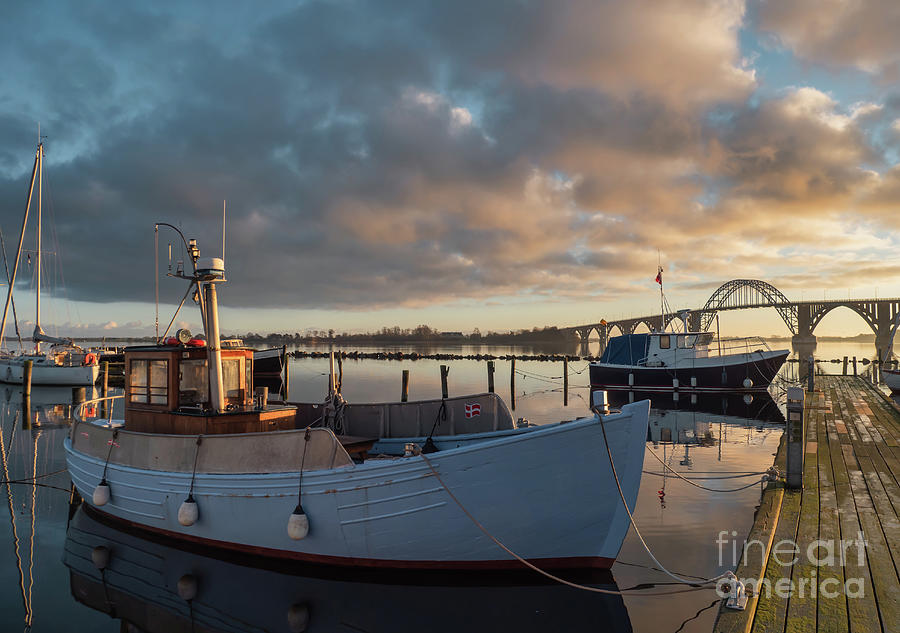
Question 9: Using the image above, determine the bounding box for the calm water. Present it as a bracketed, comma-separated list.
[0, 339, 888, 632]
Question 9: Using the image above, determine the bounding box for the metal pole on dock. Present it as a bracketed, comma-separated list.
[786, 387, 804, 489]
[22, 359, 32, 397]
[401, 369, 409, 402]
[510, 356, 516, 411]
[563, 356, 568, 406]
[440, 365, 449, 399]
[487, 361, 495, 393]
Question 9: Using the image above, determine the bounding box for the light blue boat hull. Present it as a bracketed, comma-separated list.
[65, 401, 649, 570]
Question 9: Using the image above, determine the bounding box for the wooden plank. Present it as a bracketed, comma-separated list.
[827, 381, 882, 633]
[843, 433, 900, 629]
[816, 401, 849, 633]
[751, 489, 800, 633]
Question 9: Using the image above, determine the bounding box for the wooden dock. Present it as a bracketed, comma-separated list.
[713, 375, 900, 633]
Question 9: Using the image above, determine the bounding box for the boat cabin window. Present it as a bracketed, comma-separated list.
[129, 359, 168, 405]
[180, 359, 209, 406]
[658, 335, 671, 349]
[223, 358, 241, 399]
[178, 356, 248, 406]
[678, 335, 698, 349]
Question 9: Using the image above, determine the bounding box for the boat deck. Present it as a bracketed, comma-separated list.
[713, 375, 900, 633]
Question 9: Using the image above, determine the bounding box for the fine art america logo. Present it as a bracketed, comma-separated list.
[715, 531, 868, 599]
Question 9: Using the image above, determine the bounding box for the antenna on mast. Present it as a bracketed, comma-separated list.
[222, 200, 226, 261]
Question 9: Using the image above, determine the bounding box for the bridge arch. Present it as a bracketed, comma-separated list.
[700, 279, 798, 333]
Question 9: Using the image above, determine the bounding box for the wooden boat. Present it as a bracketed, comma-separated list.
[0, 141, 98, 386]
[64, 232, 650, 571]
[590, 331, 788, 393]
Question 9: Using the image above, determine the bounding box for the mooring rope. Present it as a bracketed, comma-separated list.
[645, 445, 775, 492]
[417, 413, 735, 595]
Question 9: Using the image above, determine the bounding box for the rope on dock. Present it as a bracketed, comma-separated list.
[644, 447, 776, 492]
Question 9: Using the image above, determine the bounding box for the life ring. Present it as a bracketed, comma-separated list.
[84, 353, 97, 366]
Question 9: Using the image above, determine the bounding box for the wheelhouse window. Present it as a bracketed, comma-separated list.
[223, 358, 241, 399]
[179, 359, 209, 406]
[658, 335, 671, 349]
[129, 359, 168, 405]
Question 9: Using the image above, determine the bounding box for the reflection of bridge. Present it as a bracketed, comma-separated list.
[565, 279, 900, 354]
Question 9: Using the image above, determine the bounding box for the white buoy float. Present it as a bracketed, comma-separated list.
[178, 495, 199, 527]
[93, 479, 110, 506]
[742, 377, 753, 388]
[177, 574, 198, 601]
[91, 545, 110, 570]
[287, 603, 310, 633]
[287, 504, 309, 540]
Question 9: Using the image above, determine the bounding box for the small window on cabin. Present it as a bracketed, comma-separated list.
[129, 360, 148, 403]
[677, 335, 689, 349]
[180, 359, 209, 406]
[658, 335, 671, 349]
[223, 359, 241, 399]
[129, 359, 168, 405]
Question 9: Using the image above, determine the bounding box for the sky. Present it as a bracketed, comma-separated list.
[1, 0, 899, 339]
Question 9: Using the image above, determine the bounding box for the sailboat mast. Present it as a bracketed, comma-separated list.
[35, 143, 42, 354]
[0, 147, 38, 350]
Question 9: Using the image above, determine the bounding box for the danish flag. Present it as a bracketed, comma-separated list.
[464, 402, 481, 418]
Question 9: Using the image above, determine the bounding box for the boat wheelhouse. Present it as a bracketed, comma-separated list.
[123, 343, 297, 434]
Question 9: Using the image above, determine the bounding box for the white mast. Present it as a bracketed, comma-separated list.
[35, 143, 42, 354]
[0, 146, 38, 351]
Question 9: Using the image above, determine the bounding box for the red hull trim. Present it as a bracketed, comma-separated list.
[85, 506, 614, 571]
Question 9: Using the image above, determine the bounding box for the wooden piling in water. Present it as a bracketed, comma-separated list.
[22, 359, 32, 397]
[100, 360, 109, 418]
[842, 355, 848, 375]
[440, 365, 449, 399]
[510, 356, 516, 411]
[853, 356, 857, 376]
[487, 360, 495, 393]
[401, 369, 409, 402]
[563, 356, 568, 406]
[72, 387, 86, 405]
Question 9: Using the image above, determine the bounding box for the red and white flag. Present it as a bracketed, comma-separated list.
[655, 267, 663, 285]
[464, 402, 481, 418]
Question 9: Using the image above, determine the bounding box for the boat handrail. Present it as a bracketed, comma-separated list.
[705, 336, 772, 357]
[74, 395, 125, 425]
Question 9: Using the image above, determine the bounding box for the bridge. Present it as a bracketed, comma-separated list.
[565, 279, 900, 354]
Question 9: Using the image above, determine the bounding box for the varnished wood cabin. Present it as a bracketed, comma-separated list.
[124, 344, 297, 434]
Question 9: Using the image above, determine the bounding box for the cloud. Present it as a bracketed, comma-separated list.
[755, 0, 900, 81]
[0, 0, 896, 333]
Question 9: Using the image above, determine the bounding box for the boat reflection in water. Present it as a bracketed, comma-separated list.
[606, 389, 784, 446]
[65, 507, 633, 633]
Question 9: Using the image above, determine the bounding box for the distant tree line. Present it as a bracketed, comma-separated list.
[229, 325, 578, 345]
